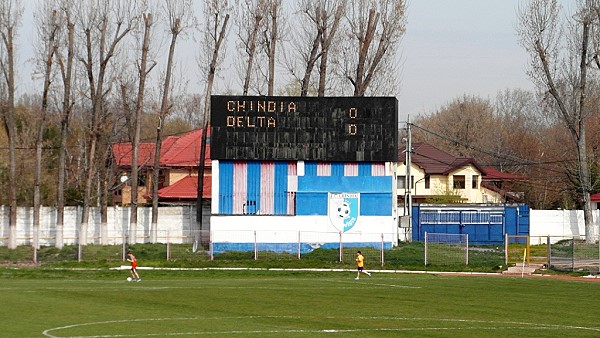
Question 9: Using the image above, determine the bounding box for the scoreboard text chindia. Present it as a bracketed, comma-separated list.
[210, 96, 398, 161]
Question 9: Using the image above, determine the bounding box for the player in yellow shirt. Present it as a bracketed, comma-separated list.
[355, 250, 371, 280]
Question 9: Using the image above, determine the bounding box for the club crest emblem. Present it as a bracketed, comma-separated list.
[328, 192, 360, 232]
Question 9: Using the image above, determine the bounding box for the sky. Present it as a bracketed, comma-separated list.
[399, 0, 535, 120]
[16, 1, 576, 123]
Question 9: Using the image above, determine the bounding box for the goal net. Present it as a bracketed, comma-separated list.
[424, 232, 469, 266]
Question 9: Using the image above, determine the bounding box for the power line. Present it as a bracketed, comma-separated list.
[410, 122, 577, 169]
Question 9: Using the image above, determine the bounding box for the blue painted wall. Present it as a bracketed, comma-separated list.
[296, 176, 392, 216]
[296, 161, 392, 216]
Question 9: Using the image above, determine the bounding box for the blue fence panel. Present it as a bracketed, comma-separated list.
[412, 205, 530, 245]
[518, 204, 530, 236]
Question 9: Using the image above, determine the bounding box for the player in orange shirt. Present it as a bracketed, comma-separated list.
[127, 251, 141, 282]
[355, 250, 371, 280]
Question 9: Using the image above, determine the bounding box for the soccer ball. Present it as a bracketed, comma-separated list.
[336, 202, 351, 219]
[127, 277, 132, 282]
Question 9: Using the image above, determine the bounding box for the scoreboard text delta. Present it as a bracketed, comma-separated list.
[210, 95, 398, 162]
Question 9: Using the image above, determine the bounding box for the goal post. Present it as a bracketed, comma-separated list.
[424, 232, 469, 266]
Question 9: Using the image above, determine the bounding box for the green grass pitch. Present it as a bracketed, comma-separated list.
[1, 268, 599, 337]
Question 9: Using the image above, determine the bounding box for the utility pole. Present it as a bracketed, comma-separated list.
[405, 117, 412, 237]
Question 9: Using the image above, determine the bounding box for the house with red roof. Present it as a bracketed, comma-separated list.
[397, 143, 526, 204]
[592, 193, 600, 209]
[111, 129, 211, 205]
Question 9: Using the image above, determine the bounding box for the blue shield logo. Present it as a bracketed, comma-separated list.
[328, 193, 360, 232]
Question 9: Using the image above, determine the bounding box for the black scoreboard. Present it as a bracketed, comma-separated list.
[210, 95, 398, 162]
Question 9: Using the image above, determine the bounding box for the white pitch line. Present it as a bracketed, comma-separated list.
[35, 327, 578, 337]
[40, 326, 598, 338]
[42, 318, 198, 338]
[42, 315, 600, 337]
[371, 283, 421, 288]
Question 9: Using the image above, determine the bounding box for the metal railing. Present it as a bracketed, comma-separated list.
[506, 234, 600, 273]
[1, 230, 395, 267]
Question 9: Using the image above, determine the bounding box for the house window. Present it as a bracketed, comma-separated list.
[137, 174, 147, 187]
[424, 175, 430, 189]
[453, 175, 465, 189]
[398, 175, 414, 189]
[158, 169, 166, 189]
[472, 175, 479, 189]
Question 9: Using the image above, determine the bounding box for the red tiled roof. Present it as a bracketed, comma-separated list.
[161, 129, 211, 167]
[156, 175, 211, 199]
[443, 157, 486, 175]
[402, 143, 485, 175]
[112, 143, 156, 167]
[161, 136, 179, 157]
[400, 143, 527, 181]
[112, 129, 211, 167]
[482, 167, 527, 181]
[407, 143, 456, 174]
[591, 193, 600, 202]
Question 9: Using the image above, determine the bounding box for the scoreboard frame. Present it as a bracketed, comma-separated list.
[210, 95, 398, 162]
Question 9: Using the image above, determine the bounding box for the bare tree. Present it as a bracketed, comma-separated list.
[117, 72, 136, 141]
[316, 0, 344, 96]
[169, 93, 202, 127]
[201, 1, 230, 102]
[491, 89, 548, 173]
[410, 90, 577, 210]
[236, 0, 266, 95]
[593, 5, 600, 69]
[32, 1, 60, 251]
[54, 0, 76, 249]
[130, 6, 157, 244]
[284, 0, 344, 97]
[197, 0, 230, 239]
[76, 0, 133, 245]
[268, 0, 283, 95]
[342, 0, 406, 96]
[518, 0, 596, 242]
[413, 96, 496, 158]
[151, 0, 194, 240]
[0, 0, 23, 249]
[263, 0, 282, 95]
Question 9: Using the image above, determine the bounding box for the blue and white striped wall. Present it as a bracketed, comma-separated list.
[211, 160, 398, 253]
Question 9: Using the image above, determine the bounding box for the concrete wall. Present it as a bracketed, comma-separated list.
[211, 215, 397, 243]
[530, 209, 600, 243]
[0, 206, 200, 246]
[0, 206, 598, 246]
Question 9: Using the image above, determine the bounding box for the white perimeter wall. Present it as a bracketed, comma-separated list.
[530, 209, 600, 243]
[0, 206, 196, 246]
[0, 206, 598, 246]
[210, 215, 397, 245]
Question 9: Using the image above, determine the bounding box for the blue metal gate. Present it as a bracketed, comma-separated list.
[412, 204, 529, 245]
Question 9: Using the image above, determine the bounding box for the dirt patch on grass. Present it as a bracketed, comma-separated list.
[530, 273, 600, 282]
[0, 262, 39, 268]
[432, 271, 600, 282]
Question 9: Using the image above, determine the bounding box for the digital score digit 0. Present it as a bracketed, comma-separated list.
[347, 107, 358, 135]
